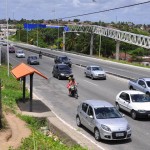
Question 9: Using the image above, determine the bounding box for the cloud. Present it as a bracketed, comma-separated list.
[0, 0, 149, 24]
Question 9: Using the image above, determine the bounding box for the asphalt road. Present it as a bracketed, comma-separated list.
[4, 45, 150, 150]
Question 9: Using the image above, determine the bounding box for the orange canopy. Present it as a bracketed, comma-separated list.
[11, 62, 48, 80]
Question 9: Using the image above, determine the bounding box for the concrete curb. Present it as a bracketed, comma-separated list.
[21, 110, 102, 150]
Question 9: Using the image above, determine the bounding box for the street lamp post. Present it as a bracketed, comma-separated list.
[27, 23, 28, 44]
[99, 22, 102, 57]
[6, 0, 9, 76]
[0, 46, 1, 65]
[57, 20, 59, 50]
[36, 23, 38, 47]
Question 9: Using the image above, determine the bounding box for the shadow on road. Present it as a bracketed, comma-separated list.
[17, 98, 51, 113]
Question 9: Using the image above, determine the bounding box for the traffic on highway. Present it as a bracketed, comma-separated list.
[2, 43, 150, 150]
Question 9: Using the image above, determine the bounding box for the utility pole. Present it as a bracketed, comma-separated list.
[57, 20, 59, 50]
[6, 0, 9, 76]
[0, 79, 2, 128]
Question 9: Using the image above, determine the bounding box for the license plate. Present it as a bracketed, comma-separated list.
[98, 74, 103, 77]
[116, 133, 124, 137]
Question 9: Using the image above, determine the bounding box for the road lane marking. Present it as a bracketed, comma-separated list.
[84, 80, 98, 86]
[32, 92, 106, 150]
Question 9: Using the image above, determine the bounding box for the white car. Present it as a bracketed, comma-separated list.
[16, 50, 25, 58]
[84, 65, 106, 80]
[116, 90, 150, 119]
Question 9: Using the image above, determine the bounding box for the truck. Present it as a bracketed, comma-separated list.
[128, 78, 150, 95]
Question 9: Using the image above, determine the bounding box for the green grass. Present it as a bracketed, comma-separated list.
[10, 116, 86, 150]
[0, 65, 86, 150]
[94, 55, 150, 68]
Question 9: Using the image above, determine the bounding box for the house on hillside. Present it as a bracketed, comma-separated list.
[112, 52, 132, 62]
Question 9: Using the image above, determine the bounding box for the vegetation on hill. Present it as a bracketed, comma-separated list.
[4, 18, 150, 60]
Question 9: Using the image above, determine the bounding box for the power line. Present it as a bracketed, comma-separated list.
[59, 1, 150, 20]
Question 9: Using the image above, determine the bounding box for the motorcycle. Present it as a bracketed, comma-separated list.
[39, 53, 42, 59]
[70, 85, 78, 99]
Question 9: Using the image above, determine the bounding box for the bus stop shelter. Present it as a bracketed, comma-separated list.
[11, 63, 48, 112]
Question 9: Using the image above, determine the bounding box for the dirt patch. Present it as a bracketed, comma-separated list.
[0, 112, 31, 150]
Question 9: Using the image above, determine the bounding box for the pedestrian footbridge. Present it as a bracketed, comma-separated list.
[63, 24, 150, 60]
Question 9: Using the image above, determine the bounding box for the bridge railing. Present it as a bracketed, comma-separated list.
[67, 24, 150, 49]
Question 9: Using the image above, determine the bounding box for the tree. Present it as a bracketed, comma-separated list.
[73, 19, 80, 23]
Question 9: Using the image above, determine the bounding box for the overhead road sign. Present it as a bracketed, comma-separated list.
[24, 23, 46, 30]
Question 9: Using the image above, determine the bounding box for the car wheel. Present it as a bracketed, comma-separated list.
[131, 110, 137, 120]
[52, 72, 55, 77]
[58, 75, 61, 80]
[69, 64, 72, 68]
[94, 128, 101, 141]
[91, 75, 94, 80]
[116, 102, 120, 111]
[85, 72, 87, 77]
[146, 92, 150, 96]
[76, 115, 82, 127]
[129, 86, 134, 90]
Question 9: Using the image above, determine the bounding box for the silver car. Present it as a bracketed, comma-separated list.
[84, 65, 106, 80]
[76, 100, 131, 141]
[16, 49, 25, 58]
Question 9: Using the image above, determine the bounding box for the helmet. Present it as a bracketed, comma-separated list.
[68, 74, 73, 81]
[70, 74, 73, 78]
[68, 77, 72, 81]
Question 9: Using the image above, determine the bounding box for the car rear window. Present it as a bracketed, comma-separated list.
[92, 67, 103, 71]
[31, 56, 37, 59]
[58, 65, 70, 70]
[61, 57, 68, 61]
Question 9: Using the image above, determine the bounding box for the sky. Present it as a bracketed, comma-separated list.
[0, 0, 150, 25]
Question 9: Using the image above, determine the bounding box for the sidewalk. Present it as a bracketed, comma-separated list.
[19, 99, 102, 150]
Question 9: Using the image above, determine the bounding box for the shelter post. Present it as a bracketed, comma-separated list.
[30, 73, 33, 112]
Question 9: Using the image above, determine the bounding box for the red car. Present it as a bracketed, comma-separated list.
[9, 46, 15, 53]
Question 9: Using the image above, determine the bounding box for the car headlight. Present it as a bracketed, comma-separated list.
[101, 124, 111, 131]
[138, 110, 146, 113]
[127, 124, 131, 131]
[60, 73, 64, 76]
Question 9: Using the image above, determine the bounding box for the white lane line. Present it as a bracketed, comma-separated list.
[32, 92, 106, 150]
[84, 80, 98, 86]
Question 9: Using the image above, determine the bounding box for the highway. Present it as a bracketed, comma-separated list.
[3, 45, 150, 150]
[15, 43, 150, 80]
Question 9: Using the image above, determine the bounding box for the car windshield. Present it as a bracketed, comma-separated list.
[92, 67, 103, 71]
[146, 81, 150, 87]
[31, 56, 37, 59]
[58, 65, 70, 71]
[17, 50, 23, 53]
[131, 94, 150, 102]
[94, 107, 122, 119]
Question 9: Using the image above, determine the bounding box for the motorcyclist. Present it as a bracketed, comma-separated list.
[67, 77, 77, 96]
[39, 51, 42, 59]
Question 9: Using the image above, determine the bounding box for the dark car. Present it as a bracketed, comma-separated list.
[9, 46, 15, 53]
[27, 55, 40, 65]
[52, 64, 72, 80]
[2, 42, 7, 46]
[54, 56, 72, 67]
